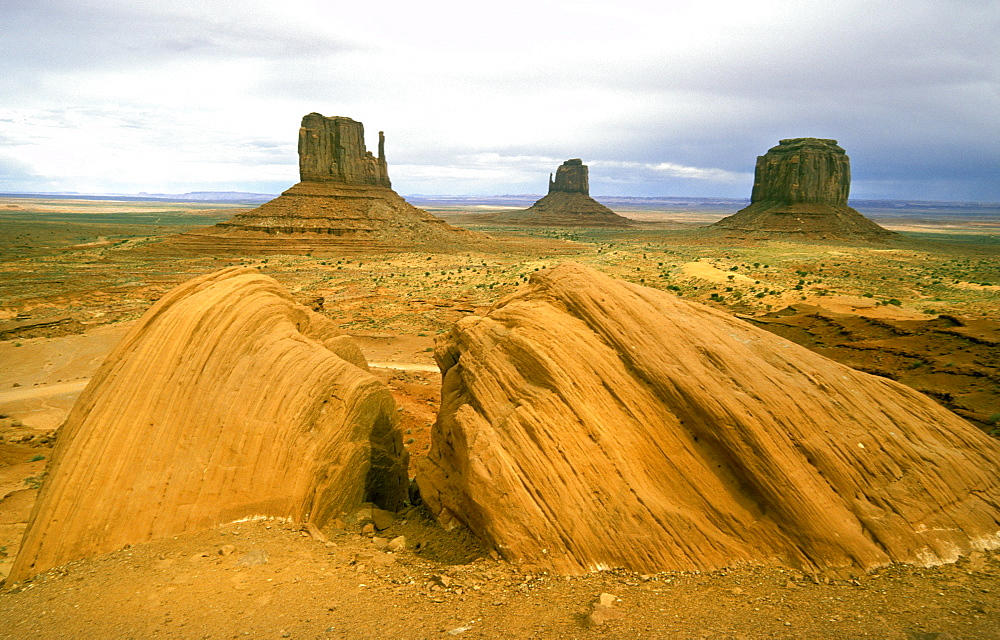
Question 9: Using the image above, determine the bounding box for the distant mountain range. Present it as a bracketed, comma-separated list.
[407, 194, 999, 217]
[3, 191, 997, 217]
[1, 191, 277, 204]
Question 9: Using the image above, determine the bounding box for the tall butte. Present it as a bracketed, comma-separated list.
[165, 113, 485, 254]
[491, 159, 633, 227]
[713, 138, 893, 239]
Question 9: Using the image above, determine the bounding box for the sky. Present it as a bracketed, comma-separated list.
[1, 0, 998, 201]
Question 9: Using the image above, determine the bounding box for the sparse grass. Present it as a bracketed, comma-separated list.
[0, 197, 997, 338]
[23, 471, 47, 489]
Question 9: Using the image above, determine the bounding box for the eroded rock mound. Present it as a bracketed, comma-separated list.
[10, 267, 407, 582]
[161, 114, 488, 254]
[490, 159, 633, 227]
[714, 138, 893, 239]
[417, 263, 1000, 576]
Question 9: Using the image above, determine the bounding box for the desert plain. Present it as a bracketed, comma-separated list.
[0, 194, 998, 639]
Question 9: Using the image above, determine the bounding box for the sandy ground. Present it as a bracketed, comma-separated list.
[0, 323, 133, 430]
[0, 509, 998, 639]
[680, 261, 757, 285]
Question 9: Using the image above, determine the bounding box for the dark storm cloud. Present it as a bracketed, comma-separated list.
[376, 0, 998, 199]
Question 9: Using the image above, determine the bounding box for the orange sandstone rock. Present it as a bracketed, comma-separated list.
[416, 263, 1000, 576]
[10, 267, 407, 582]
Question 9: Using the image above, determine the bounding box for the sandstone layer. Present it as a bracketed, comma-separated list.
[298, 113, 390, 187]
[490, 159, 633, 227]
[162, 114, 488, 254]
[10, 267, 408, 582]
[548, 157, 591, 194]
[417, 263, 1000, 576]
[714, 138, 893, 239]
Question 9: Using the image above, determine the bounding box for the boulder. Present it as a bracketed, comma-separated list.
[416, 263, 1000, 576]
[713, 138, 893, 238]
[9, 267, 408, 582]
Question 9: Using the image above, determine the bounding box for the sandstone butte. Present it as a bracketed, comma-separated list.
[713, 138, 894, 239]
[416, 263, 1000, 576]
[490, 159, 634, 227]
[9, 267, 408, 582]
[162, 113, 488, 254]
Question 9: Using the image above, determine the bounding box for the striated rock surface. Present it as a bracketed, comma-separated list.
[714, 138, 892, 238]
[417, 263, 1000, 576]
[10, 267, 407, 582]
[161, 114, 489, 255]
[490, 159, 633, 227]
[750, 137, 851, 205]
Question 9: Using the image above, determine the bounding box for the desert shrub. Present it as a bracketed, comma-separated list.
[23, 472, 47, 489]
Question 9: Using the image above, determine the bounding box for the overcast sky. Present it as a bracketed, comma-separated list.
[1, 0, 998, 200]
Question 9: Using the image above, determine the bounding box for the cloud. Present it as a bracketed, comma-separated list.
[387, 153, 751, 197]
[0, 0, 996, 200]
[0, 153, 52, 191]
